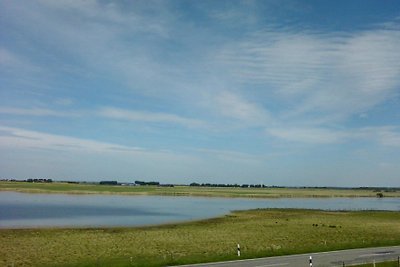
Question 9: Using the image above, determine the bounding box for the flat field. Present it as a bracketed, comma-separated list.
[1, 209, 400, 267]
[1, 181, 399, 198]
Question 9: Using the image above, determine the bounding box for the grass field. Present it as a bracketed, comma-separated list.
[1, 209, 400, 266]
[1, 181, 400, 198]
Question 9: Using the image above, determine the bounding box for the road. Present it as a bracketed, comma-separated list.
[173, 246, 400, 267]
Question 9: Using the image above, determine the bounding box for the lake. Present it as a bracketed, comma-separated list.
[1, 192, 399, 228]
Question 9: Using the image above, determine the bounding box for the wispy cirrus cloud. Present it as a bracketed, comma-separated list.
[0, 125, 204, 181]
[0, 47, 41, 73]
[211, 91, 272, 126]
[1, 0, 181, 100]
[217, 27, 400, 121]
[98, 107, 206, 128]
[0, 126, 143, 153]
[0, 107, 78, 117]
[267, 127, 348, 144]
[194, 147, 261, 164]
[362, 126, 400, 147]
[0, 106, 207, 128]
[267, 126, 400, 147]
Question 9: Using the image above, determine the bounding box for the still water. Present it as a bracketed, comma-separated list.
[1, 192, 399, 228]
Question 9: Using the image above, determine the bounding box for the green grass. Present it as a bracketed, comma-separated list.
[1, 181, 400, 198]
[1, 209, 400, 267]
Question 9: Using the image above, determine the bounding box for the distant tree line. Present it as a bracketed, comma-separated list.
[26, 178, 53, 183]
[189, 182, 269, 188]
[135, 180, 160, 186]
[99, 181, 118, 185]
[98, 180, 174, 187]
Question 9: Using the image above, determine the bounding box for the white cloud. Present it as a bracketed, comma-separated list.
[0, 105, 206, 128]
[0, 126, 143, 153]
[54, 98, 74, 106]
[36, 0, 171, 36]
[378, 131, 400, 147]
[217, 27, 400, 121]
[0, 125, 203, 181]
[195, 148, 261, 164]
[0, 107, 77, 117]
[0, 47, 41, 72]
[360, 127, 400, 147]
[98, 107, 206, 128]
[210, 91, 272, 126]
[1, 0, 179, 100]
[267, 127, 347, 144]
[266, 125, 400, 147]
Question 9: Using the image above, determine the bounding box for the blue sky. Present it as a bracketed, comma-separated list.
[1, 0, 400, 186]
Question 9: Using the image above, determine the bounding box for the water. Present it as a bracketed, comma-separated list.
[0, 192, 399, 228]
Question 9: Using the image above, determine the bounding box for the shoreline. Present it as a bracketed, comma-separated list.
[1, 181, 400, 198]
[0, 187, 389, 198]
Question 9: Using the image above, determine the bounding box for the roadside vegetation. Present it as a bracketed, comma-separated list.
[1, 209, 400, 266]
[1, 181, 400, 198]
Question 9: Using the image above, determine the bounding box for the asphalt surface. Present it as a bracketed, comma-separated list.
[173, 246, 400, 267]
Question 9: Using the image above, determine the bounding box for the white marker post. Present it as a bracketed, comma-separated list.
[309, 256, 313, 267]
[237, 244, 241, 257]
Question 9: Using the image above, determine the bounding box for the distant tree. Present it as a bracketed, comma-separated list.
[135, 180, 159, 186]
[376, 192, 384, 198]
[160, 184, 174, 187]
[100, 181, 118, 185]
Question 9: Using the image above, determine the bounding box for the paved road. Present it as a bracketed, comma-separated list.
[173, 246, 400, 267]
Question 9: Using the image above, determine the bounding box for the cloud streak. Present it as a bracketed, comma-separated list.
[0, 126, 143, 153]
[217, 27, 400, 121]
[210, 91, 272, 126]
[267, 126, 400, 147]
[0, 107, 78, 117]
[98, 107, 206, 128]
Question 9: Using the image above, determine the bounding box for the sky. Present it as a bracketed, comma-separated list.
[1, 0, 400, 187]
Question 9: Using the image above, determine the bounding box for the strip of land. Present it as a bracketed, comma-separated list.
[1, 181, 400, 198]
[1, 209, 400, 267]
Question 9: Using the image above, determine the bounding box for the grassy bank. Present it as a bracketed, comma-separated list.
[1, 181, 399, 198]
[1, 209, 400, 266]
